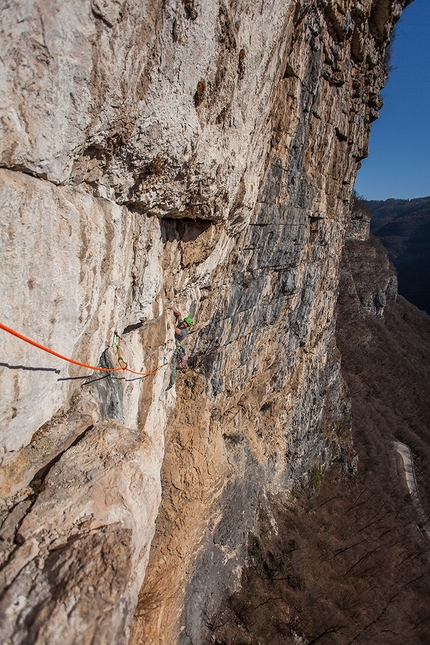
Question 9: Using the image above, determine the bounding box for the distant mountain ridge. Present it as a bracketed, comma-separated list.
[366, 196, 430, 314]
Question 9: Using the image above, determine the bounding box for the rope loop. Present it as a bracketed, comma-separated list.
[0, 322, 171, 379]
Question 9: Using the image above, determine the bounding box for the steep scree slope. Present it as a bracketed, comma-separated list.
[0, 1, 410, 643]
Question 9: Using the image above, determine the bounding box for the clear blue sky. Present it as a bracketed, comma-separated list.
[354, 0, 430, 200]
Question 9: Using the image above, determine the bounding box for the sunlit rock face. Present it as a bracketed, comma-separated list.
[0, 1, 408, 643]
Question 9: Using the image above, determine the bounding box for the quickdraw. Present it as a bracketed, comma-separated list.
[113, 331, 128, 370]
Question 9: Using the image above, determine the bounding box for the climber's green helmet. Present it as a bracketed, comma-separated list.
[184, 317, 194, 327]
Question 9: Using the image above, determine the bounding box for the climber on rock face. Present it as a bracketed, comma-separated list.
[167, 306, 194, 390]
[171, 306, 193, 342]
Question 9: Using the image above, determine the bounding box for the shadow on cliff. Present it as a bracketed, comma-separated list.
[0, 361, 60, 374]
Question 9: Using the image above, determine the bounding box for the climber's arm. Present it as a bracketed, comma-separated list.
[170, 306, 184, 337]
[171, 306, 182, 320]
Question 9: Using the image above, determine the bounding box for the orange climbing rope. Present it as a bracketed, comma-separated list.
[0, 322, 170, 378]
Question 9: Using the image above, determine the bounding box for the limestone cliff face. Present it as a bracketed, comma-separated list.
[0, 1, 408, 643]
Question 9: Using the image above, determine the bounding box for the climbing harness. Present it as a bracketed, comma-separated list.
[0, 322, 170, 378]
[176, 342, 186, 368]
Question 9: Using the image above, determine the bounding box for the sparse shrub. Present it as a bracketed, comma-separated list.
[384, 27, 397, 75]
[286, 573, 306, 591]
[351, 189, 371, 218]
[147, 154, 164, 176]
[135, 589, 162, 617]
[285, 538, 297, 560]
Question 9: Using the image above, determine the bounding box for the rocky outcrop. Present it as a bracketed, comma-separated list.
[368, 196, 430, 314]
[347, 195, 372, 240]
[340, 234, 398, 318]
[0, 1, 410, 643]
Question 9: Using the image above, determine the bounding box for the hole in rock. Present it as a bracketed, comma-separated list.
[83, 145, 106, 160]
[160, 217, 212, 243]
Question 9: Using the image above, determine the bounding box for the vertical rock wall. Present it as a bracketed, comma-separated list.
[0, 1, 409, 643]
